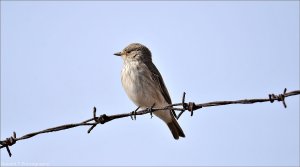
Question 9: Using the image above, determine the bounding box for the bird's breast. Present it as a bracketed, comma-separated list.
[121, 61, 160, 107]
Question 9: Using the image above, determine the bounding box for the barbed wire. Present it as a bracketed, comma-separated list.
[1, 88, 299, 157]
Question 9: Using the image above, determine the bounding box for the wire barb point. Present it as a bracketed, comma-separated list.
[177, 92, 188, 120]
[268, 88, 288, 108]
[188, 102, 196, 116]
[1, 132, 17, 157]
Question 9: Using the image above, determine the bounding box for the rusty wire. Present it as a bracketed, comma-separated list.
[0, 88, 299, 157]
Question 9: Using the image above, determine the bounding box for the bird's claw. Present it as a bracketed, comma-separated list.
[148, 103, 155, 119]
[130, 106, 140, 120]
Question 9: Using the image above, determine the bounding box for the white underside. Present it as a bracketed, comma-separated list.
[121, 60, 173, 123]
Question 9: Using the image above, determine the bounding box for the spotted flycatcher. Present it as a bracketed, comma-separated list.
[114, 43, 185, 139]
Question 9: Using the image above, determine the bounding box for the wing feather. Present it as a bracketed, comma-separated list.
[145, 61, 177, 118]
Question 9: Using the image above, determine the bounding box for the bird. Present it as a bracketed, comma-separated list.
[114, 43, 185, 140]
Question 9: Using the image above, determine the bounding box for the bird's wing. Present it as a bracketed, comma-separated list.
[145, 62, 177, 118]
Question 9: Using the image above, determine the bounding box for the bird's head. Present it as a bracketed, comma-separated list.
[114, 43, 152, 62]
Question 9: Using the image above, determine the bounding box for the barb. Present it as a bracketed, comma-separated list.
[1, 88, 299, 157]
[87, 107, 98, 133]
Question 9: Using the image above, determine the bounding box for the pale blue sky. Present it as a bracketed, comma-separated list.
[1, 1, 299, 166]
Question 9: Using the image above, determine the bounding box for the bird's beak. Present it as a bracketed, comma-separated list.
[114, 51, 122, 56]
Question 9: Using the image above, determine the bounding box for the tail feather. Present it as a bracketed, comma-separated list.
[167, 116, 185, 140]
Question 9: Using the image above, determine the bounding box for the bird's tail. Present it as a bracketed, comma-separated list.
[167, 116, 185, 140]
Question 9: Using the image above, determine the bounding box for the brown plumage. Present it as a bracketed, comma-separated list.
[114, 43, 185, 139]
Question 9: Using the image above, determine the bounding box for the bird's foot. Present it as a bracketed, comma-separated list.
[147, 103, 156, 119]
[130, 106, 140, 120]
